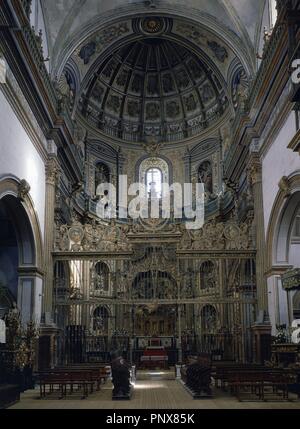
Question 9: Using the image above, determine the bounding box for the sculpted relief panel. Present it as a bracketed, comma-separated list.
[179, 219, 253, 251]
[55, 219, 132, 252]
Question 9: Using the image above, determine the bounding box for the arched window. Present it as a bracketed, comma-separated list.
[146, 167, 163, 199]
[93, 262, 109, 292]
[95, 162, 110, 195]
[200, 261, 216, 290]
[139, 157, 169, 200]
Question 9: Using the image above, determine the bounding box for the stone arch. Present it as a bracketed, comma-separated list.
[266, 172, 300, 270]
[0, 175, 43, 269]
[0, 175, 44, 324]
[265, 173, 300, 334]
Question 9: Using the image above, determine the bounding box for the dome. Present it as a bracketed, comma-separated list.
[79, 37, 229, 143]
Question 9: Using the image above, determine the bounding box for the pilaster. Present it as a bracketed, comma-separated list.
[43, 152, 60, 319]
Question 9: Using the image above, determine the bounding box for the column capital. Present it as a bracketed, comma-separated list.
[247, 152, 262, 185]
[45, 156, 60, 186]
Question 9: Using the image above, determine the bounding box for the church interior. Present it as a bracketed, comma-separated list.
[0, 0, 300, 410]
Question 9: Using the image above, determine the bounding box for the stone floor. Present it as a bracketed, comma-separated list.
[8, 370, 300, 410]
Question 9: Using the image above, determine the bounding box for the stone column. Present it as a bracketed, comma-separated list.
[248, 151, 268, 314]
[82, 261, 90, 330]
[177, 304, 182, 363]
[43, 155, 60, 320]
[248, 149, 272, 363]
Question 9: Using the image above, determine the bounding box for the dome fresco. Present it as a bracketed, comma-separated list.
[79, 38, 229, 143]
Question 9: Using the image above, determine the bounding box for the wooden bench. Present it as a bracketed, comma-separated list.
[47, 365, 110, 387]
[38, 367, 108, 399]
[228, 371, 297, 402]
[213, 364, 265, 390]
[213, 363, 298, 401]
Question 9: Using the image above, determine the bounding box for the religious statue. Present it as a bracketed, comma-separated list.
[198, 161, 213, 196]
[95, 163, 110, 195]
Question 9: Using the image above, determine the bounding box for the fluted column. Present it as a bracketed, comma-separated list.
[43, 155, 60, 319]
[247, 152, 268, 314]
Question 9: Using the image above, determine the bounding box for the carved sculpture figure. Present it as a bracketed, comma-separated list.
[198, 161, 213, 195]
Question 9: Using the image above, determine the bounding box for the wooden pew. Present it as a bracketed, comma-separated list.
[38, 365, 111, 399]
[213, 363, 297, 401]
[48, 364, 111, 387]
[227, 371, 296, 402]
[213, 364, 265, 390]
[39, 371, 95, 400]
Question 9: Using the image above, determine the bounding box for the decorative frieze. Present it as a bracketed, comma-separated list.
[281, 268, 300, 291]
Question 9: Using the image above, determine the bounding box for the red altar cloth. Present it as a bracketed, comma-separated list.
[141, 347, 168, 368]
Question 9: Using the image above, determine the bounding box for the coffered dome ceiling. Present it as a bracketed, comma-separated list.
[54, 11, 253, 146]
[79, 37, 228, 142]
